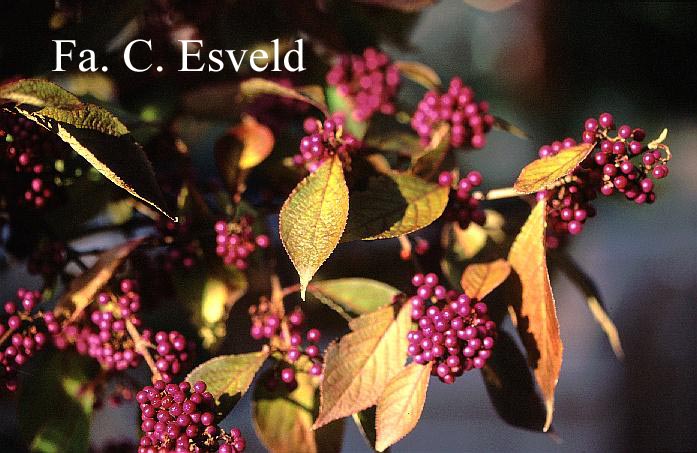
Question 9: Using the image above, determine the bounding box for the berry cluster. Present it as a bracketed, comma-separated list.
[0, 111, 70, 208]
[214, 217, 269, 270]
[54, 279, 190, 381]
[157, 217, 198, 271]
[292, 114, 361, 173]
[405, 273, 496, 384]
[325, 47, 400, 121]
[411, 77, 494, 149]
[0, 289, 56, 392]
[537, 113, 670, 248]
[249, 301, 323, 388]
[137, 380, 246, 453]
[438, 170, 487, 229]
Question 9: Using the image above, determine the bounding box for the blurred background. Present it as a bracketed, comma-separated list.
[1, 0, 696, 451]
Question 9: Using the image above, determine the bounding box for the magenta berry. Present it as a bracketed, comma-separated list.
[292, 113, 361, 172]
[137, 380, 246, 452]
[411, 77, 493, 149]
[442, 171, 486, 229]
[215, 216, 268, 270]
[406, 273, 496, 383]
[326, 48, 400, 121]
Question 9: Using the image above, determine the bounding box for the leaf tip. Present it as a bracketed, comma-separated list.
[543, 400, 554, 432]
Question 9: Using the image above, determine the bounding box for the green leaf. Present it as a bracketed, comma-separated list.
[343, 172, 449, 241]
[481, 331, 547, 431]
[394, 60, 441, 91]
[1, 78, 173, 219]
[18, 353, 95, 453]
[253, 370, 344, 453]
[240, 78, 328, 116]
[375, 362, 432, 451]
[314, 303, 411, 429]
[186, 350, 269, 417]
[326, 86, 368, 139]
[280, 156, 350, 300]
[310, 278, 400, 317]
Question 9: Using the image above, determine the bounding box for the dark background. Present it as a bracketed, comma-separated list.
[1, 0, 696, 451]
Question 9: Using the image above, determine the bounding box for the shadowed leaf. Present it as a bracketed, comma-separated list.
[508, 201, 562, 431]
[394, 61, 441, 91]
[280, 156, 349, 300]
[343, 172, 449, 241]
[461, 259, 511, 300]
[492, 115, 529, 139]
[353, 407, 381, 451]
[310, 278, 399, 317]
[314, 303, 411, 429]
[375, 362, 432, 451]
[411, 123, 450, 179]
[1, 79, 173, 219]
[186, 350, 269, 417]
[241, 78, 328, 116]
[552, 252, 624, 359]
[514, 143, 594, 194]
[481, 331, 547, 431]
[354, 0, 437, 12]
[57, 238, 144, 322]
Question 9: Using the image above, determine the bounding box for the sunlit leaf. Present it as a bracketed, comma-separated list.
[233, 115, 275, 170]
[343, 172, 449, 241]
[57, 238, 144, 322]
[314, 303, 411, 429]
[461, 259, 511, 300]
[240, 78, 329, 116]
[310, 278, 400, 317]
[507, 201, 562, 431]
[411, 123, 450, 179]
[280, 156, 349, 300]
[375, 362, 432, 451]
[514, 143, 594, 194]
[394, 61, 441, 91]
[186, 350, 269, 417]
[1, 78, 173, 219]
[481, 331, 547, 431]
[198, 269, 248, 350]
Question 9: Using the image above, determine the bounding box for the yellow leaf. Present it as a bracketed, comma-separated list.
[461, 259, 511, 300]
[280, 156, 349, 300]
[240, 78, 328, 116]
[507, 201, 563, 431]
[375, 362, 432, 451]
[57, 238, 144, 321]
[314, 303, 411, 429]
[514, 143, 595, 194]
[394, 61, 441, 91]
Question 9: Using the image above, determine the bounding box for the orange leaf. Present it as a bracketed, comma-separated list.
[507, 201, 562, 431]
[513, 143, 594, 194]
[313, 303, 411, 429]
[461, 259, 511, 300]
[57, 238, 144, 321]
[232, 115, 274, 170]
[375, 362, 432, 451]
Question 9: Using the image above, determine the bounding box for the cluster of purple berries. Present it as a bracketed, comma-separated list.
[438, 170, 487, 229]
[0, 289, 55, 392]
[405, 273, 496, 384]
[0, 111, 69, 208]
[214, 216, 269, 270]
[249, 301, 323, 388]
[537, 113, 670, 248]
[152, 330, 190, 384]
[157, 218, 198, 271]
[325, 47, 400, 121]
[137, 380, 246, 453]
[292, 114, 361, 172]
[411, 77, 494, 149]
